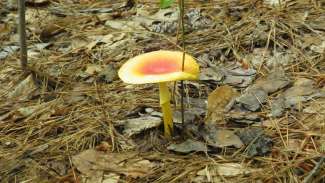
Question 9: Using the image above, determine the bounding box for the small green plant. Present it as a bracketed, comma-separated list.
[160, 0, 174, 9]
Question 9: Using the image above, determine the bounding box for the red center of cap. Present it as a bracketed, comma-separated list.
[140, 59, 180, 75]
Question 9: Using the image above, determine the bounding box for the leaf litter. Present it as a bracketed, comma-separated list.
[0, 0, 325, 182]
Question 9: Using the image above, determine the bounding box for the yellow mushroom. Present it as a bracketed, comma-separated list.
[118, 50, 199, 138]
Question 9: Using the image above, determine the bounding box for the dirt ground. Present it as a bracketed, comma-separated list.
[0, 0, 324, 182]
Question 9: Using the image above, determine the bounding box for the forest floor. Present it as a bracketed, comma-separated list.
[0, 0, 325, 182]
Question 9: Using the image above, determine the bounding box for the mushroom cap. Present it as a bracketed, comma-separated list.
[118, 50, 199, 84]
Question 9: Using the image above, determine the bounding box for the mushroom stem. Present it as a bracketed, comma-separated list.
[159, 82, 173, 138]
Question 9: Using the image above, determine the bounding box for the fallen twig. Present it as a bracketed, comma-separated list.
[303, 156, 325, 183]
[18, 0, 27, 71]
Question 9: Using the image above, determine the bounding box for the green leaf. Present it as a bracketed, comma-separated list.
[160, 0, 174, 9]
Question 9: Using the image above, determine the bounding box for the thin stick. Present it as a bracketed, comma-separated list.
[303, 156, 325, 183]
[179, 0, 186, 131]
[18, 0, 28, 72]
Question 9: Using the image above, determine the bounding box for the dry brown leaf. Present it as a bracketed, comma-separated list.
[167, 139, 207, 153]
[72, 149, 156, 179]
[0, 23, 10, 36]
[303, 98, 325, 129]
[85, 64, 104, 75]
[205, 85, 239, 124]
[286, 139, 302, 152]
[197, 163, 261, 177]
[39, 16, 80, 41]
[40, 24, 65, 41]
[207, 129, 243, 148]
[8, 74, 38, 100]
[70, 37, 89, 50]
[115, 116, 162, 136]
